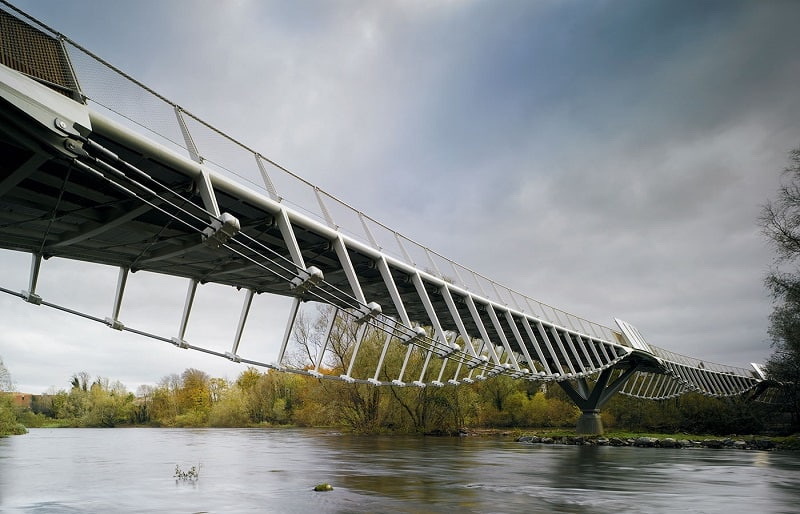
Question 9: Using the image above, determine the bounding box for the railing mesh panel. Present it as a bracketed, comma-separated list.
[0, 8, 77, 97]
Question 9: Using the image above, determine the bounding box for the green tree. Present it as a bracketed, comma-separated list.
[0, 357, 26, 436]
[174, 368, 212, 426]
[208, 387, 248, 427]
[150, 374, 180, 425]
[81, 378, 134, 427]
[132, 385, 155, 424]
[235, 368, 302, 425]
[760, 145, 800, 431]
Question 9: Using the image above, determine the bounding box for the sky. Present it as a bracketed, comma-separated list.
[2, 0, 800, 394]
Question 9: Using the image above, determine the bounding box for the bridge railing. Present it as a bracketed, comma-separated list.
[649, 344, 755, 377]
[0, 2, 620, 345]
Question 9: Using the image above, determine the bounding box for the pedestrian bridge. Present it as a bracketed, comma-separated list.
[0, 4, 773, 433]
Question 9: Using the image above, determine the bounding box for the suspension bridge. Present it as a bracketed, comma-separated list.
[0, 3, 775, 434]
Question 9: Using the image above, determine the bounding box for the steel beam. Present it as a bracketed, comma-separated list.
[439, 285, 479, 358]
[173, 278, 198, 347]
[464, 296, 501, 365]
[230, 288, 255, 356]
[486, 304, 521, 371]
[332, 235, 367, 305]
[105, 266, 128, 330]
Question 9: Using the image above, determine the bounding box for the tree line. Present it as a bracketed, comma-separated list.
[4, 362, 775, 436]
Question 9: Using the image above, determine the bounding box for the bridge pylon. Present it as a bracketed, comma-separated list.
[557, 354, 654, 435]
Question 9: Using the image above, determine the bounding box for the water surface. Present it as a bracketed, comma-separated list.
[0, 428, 798, 513]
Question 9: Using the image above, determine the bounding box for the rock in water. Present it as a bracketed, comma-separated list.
[633, 437, 658, 447]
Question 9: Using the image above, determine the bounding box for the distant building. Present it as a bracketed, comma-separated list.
[10, 393, 33, 409]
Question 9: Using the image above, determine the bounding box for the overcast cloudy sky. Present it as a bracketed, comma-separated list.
[2, 0, 800, 394]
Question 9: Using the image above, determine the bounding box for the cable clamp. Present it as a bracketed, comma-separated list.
[202, 212, 241, 248]
[290, 266, 324, 293]
[21, 290, 42, 305]
[171, 337, 189, 349]
[104, 317, 124, 331]
[399, 326, 427, 345]
[354, 301, 381, 324]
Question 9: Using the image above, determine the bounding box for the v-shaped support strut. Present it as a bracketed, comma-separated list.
[558, 362, 642, 435]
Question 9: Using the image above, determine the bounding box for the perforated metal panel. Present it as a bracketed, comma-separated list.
[0, 8, 79, 97]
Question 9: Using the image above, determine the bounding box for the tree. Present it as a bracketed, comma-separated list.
[0, 357, 27, 436]
[70, 371, 91, 392]
[175, 368, 212, 426]
[0, 357, 12, 392]
[760, 145, 800, 431]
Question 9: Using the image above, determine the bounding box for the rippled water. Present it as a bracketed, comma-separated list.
[1, 428, 798, 513]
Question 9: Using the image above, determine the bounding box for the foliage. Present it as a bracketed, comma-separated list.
[174, 464, 199, 481]
[759, 145, 800, 431]
[9, 365, 774, 435]
[604, 393, 768, 435]
[48, 374, 131, 426]
[0, 357, 12, 392]
[475, 380, 579, 428]
[0, 394, 27, 436]
[0, 357, 26, 436]
[207, 389, 248, 427]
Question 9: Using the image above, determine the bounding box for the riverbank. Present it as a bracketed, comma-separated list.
[515, 434, 800, 450]
[7, 422, 800, 451]
[441, 427, 800, 450]
[509, 432, 800, 450]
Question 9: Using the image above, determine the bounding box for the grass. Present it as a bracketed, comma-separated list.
[489, 427, 800, 444]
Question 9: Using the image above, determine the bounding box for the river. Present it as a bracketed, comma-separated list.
[0, 428, 798, 513]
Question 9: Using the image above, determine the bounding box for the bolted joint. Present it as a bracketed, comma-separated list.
[202, 212, 241, 248]
[53, 117, 85, 137]
[54, 118, 69, 133]
[64, 138, 88, 157]
[224, 352, 241, 363]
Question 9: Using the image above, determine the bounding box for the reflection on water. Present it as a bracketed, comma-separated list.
[0, 428, 798, 513]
